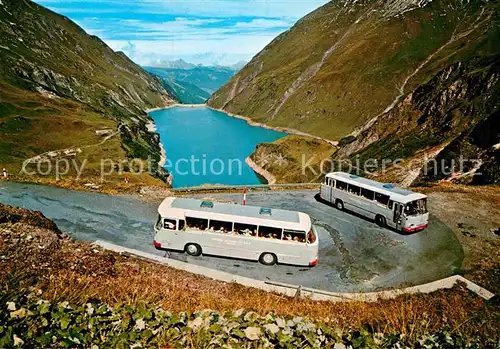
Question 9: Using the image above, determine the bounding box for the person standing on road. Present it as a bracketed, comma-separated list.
[2, 168, 7, 178]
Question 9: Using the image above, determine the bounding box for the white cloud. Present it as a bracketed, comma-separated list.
[34, 0, 330, 66]
[106, 32, 280, 65]
[117, 17, 225, 35]
[233, 18, 291, 29]
[78, 14, 293, 37]
[39, 0, 329, 20]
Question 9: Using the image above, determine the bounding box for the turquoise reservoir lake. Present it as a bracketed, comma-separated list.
[150, 107, 286, 188]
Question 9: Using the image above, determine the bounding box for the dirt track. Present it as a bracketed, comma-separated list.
[421, 185, 500, 292]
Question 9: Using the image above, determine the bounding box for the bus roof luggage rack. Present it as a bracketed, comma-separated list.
[200, 201, 214, 208]
[259, 207, 272, 215]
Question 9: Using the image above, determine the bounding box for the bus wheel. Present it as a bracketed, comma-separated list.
[259, 252, 277, 266]
[185, 243, 202, 256]
[335, 200, 344, 211]
[375, 215, 386, 227]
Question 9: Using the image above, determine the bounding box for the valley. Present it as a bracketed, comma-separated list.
[2, 0, 498, 190]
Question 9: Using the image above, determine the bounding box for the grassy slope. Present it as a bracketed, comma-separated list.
[166, 79, 211, 104]
[0, 83, 163, 191]
[249, 135, 337, 183]
[209, 0, 499, 141]
[0, 0, 174, 190]
[160, 77, 211, 104]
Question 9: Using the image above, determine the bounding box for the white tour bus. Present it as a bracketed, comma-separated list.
[320, 172, 429, 233]
[154, 197, 319, 266]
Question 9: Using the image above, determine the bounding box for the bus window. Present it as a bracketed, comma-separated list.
[329, 178, 335, 187]
[186, 217, 208, 230]
[375, 192, 390, 205]
[234, 222, 257, 236]
[178, 219, 186, 231]
[336, 180, 348, 191]
[283, 229, 306, 243]
[348, 184, 361, 195]
[259, 226, 282, 239]
[388, 200, 394, 210]
[307, 229, 316, 243]
[361, 188, 374, 200]
[209, 219, 233, 233]
[163, 219, 177, 230]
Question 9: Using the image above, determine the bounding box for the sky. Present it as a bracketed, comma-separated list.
[34, 0, 330, 67]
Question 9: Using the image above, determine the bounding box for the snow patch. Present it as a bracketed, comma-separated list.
[36, 86, 58, 99]
[339, 0, 433, 17]
[145, 120, 157, 133]
[381, 0, 433, 17]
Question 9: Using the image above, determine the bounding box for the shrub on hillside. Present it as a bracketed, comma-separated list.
[0, 290, 491, 348]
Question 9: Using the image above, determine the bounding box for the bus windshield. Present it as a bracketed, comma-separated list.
[405, 199, 427, 216]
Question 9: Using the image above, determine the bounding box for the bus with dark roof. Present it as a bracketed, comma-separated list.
[320, 172, 429, 233]
[154, 197, 319, 266]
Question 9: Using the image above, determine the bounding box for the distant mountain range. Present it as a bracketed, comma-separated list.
[151, 59, 197, 70]
[150, 59, 247, 72]
[144, 62, 244, 104]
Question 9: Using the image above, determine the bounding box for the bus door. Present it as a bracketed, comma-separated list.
[393, 203, 404, 230]
[175, 219, 185, 236]
[170, 219, 186, 246]
[327, 178, 335, 202]
[321, 178, 335, 202]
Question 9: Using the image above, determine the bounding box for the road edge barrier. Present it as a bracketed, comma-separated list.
[94, 240, 495, 303]
[172, 183, 321, 195]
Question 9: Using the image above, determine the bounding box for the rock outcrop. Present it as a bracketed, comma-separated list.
[338, 55, 500, 185]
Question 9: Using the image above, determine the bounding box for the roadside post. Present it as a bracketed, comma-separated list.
[243, 187, 247, 205]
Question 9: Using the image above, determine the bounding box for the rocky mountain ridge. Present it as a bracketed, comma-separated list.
[338, 55, 500, 184]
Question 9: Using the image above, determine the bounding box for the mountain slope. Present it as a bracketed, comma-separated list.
[162, 78, 211, 104]
[144, 67, 211, 104]
[338, 55, 500, 184]
[209, 0, 499, 141]
[146, 65, 236, 103]
[0, 0, 175, 189]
